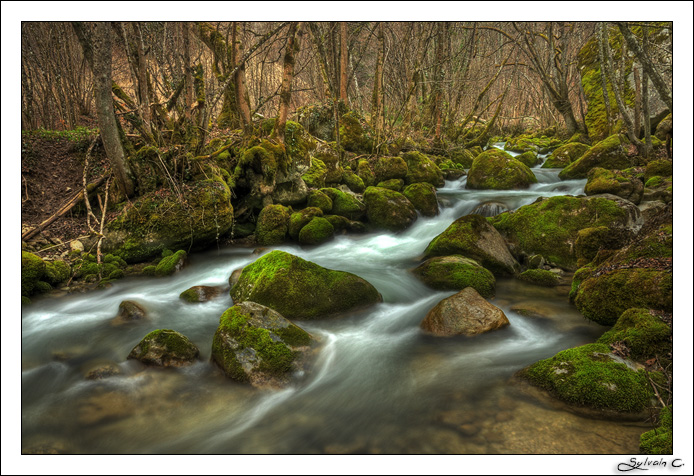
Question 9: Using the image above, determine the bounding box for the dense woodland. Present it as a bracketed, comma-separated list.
[18, 20, 680, 457]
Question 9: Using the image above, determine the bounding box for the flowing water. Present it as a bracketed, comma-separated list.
[20, 155, 651, 454]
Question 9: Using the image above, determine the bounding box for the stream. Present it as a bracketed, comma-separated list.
[20, 151, 651, 454]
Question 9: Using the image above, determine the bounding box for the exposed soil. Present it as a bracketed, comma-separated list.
[21, 134, 112, 256]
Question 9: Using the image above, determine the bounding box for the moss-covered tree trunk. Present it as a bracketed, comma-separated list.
[232, 22, 252, 133]
[339, 21, 349, 103]
[371, 22, 384, 149]
[641, 26, 653, 158]
[274, 22, 300, 144]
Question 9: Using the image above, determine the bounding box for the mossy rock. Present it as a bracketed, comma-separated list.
[466, 149, 537, 190]
[211, 301, 313, 386]
[283, 121, 315, 168]
[314, 145, 343, 183]
[340, 111, 373, 153]
[572, 224, 672, 326]
[644, 159, 673, 181]
[374, 156, 408, 183]
[515, 151, 541, 168]
[518, 343, 654, 414]
[597, 308, 671, 362]
[362, 186, 417, 232]
[490, 195, 640, 270]
[180, 285, 222, 303]
[425, 214, 519, 275]
[306, 189, 333, 213]
[356, 159, 376, 187]
[449, 148, 476, 168]
[639, 406, 673, 454]
[127, 329, 200, 367]
[22, 251, 46, 296]
[230, 250, 382, 320]
[231, 140, 288, 200]
[654, 113, 672, 141]
[324, 215, 365, 233]
[402, 151, 445, 187]
[298, 217, 335, 245]
[288, 207, 324, 240]
[256, 204, 291, 246]
[376, 178, 404, 192]
[403, 182, 439, 217]
[103, 178, 234, 263]
[342, 170, 365, 193]
[155, 250, 187, 277]
[113, 300, 148, 324]
[518, 269, 560, 287]
[542, 142, 590, 169]
[584, 168, 644, 204]
[574, 226, 620, 263]
[301, 158, 328, 189]
[319, 188, 366, 220]
[43, 260, 71, 286]
[412, 256, 495, 298]
[559, 134, 633, 180]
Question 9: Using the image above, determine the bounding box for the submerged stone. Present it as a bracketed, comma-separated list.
[230, 250, 382, 320]
[127, 329, 200, 367]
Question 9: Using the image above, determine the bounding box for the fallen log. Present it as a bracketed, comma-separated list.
[21, 173, 111, 243]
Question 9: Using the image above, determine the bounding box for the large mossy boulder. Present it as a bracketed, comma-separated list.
[518, 343, 653, 414]
[403, 183, 438, 217]
[356, 159, 376, 187]
[571, 223, 672, 326]
[319, 187, 366, 220]
[22, 251, 46, 296]
[342, 169, 365, 193]
[449, 148, 476, 168]
[515, 151, 541, 168]
[490, 195, 642, 270]
[518, 269, 560, 287]
[542, 142, 590, 169]
[466, 149, 537, 190]
[402, 151, 445, 187]
[559, 134, 633, 180]
[255, 204, 291, 246]
[301, 158, 328, 189]
[306, 189, 333, 213]
[420, 287, 509, 337]
[644, 159, 673, 181]
[314, 145, 343, 183]
[230, 250, 382, 320]
[424, 214, 520, 275]
[374, 156, 408, 183]
[584, 167, 644, 204]
[298, 217, 335, 245]
[104, 178, 234, 263]
[340, 111, 373, 153]
[211, 301, 314, 387]
[412, 256, 495, 298]
[363, 186, 417, 232]
[596, 308, 671, 362]
[127, 329, 200, 367]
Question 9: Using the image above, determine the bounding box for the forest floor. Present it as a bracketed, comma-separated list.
[21, 135, 112, 254]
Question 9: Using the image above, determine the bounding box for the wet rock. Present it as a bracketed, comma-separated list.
[412, 255, 495, 298]
[128, 329, 200, 367]
[180, 285, 222, 303]
[584, 167, 644, 204]
[77, 390, 135, 426]
[467, 149, 537, 190]
[363, 186, 417, 232]
[112, 300, 148, 325]
[211, 301, 314, 387]
[85, 363, 122, 380]
[421, 287, 510, 337]
[559, 134, 633, 180]
[403, 182, 439, 217]
[470, 201, 509, 218]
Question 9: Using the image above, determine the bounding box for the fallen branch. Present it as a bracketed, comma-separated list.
[21, 174, 111, 243]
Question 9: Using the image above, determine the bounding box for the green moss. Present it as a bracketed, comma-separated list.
[559, 134, 632, 180]
[230, 250, 382, 320]
[402, 151, 445, 187]
[491, 196, 631, 269]
[467, 149, 537, 190]
[412, 255, 495, 297]
[35, 281, 52, 293]
[575, 226, 617, 262]
[319, 188, 366, 220]
[515, 151, 541, 168]
[155, 250, 187, 277]
[403, 183, 438, 217]
[363, 186, 417, 232]
[343, 170, 365, 193]
[376, 178, 404, 191]
[301, 158, 328, 189]
[519, 343, 652, 413]
[284, 121, 315, 167]
[288, 207, 324, 240]
[518, 269, 560, 287]
[645, 176, 663, 188]
[21, 251, 46, 296]
[542, 142, 590, 169]
[142, 265, 156, 276]
[597, 308, 671, 361]
[639, 406, 673, 454]
[22, 296, 32, 306]
[128, 329, 200, 366]
[43, 260, 70, 286]
[180, 288, 201, 303]
[644, 160, 673, 181]
[108, 269, 125, 280]
[256, 204, 290, 246]
[306, 189, 333, 213]
[357, 159, 376, 187]
[374, 156, 408, 183]
[339, 111, 373, 153]
[298, 217, 335, 245]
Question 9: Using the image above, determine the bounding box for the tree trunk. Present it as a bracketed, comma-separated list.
[371, 22, 384, 147]
[633, 65, 642, 139]
[339, 22, 349, 103]
[275, 22, 300, 144]
[133, 22, 151, 125]
[74, 21, 136, 198]
[232, 22, 252, 132]
[434, 23, 444, 141]
[596, 22, 613, 136]
[183, 23, 193, 120]
[617, 22, 672, 114]
[641, 26, 652, 158]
